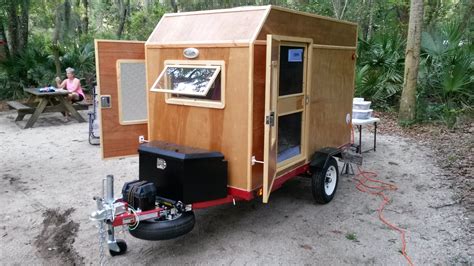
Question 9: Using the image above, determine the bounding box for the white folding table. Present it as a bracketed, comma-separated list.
[352, 117, 380, 154]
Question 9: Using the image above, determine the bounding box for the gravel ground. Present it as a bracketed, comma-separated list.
[0, 110, 472, 265]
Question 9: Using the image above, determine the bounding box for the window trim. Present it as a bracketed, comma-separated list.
[150, 60, 226, 109]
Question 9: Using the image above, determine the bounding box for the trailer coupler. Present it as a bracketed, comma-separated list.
[89, 175, 163, 258]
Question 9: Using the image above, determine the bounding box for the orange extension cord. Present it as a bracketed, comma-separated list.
[350, 126, 414, 266]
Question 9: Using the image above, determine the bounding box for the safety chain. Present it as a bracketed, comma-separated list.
[98, 221, 106, 266]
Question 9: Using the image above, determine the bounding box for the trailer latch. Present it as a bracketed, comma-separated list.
[266, 112, 275, 127]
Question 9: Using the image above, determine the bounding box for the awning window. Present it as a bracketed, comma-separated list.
[150, 65, 221, 97]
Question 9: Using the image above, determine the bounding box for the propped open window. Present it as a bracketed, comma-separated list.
[150, 60, 225, 109]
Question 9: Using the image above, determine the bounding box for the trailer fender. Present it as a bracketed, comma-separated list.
[309, 147, 342, 171]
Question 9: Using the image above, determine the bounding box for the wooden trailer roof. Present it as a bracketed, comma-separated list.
[146, 5, 357, 47]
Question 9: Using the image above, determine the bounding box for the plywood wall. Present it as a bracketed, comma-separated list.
[251, 45, 266, 190]
[307, 47, 355, 153]
[96, 41, 147, 159]
[257, 9, 357, 47]
[146, 46, 250, 190]
[251, 45, 355, 188]
[147, 8, 267, 45]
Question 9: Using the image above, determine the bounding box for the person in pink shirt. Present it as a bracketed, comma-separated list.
[55, 67, 85, 103]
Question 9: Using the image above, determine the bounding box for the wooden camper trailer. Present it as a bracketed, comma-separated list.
[96, 5, 357, 204]
[92, 5, 358, 253]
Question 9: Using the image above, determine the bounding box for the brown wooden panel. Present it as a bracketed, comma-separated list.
[147, 7, 268, 44]
[146, 46, 250, 190]
[277, 95, 304, 115]
[258, 9, 357, 47]
[251, 45, 266, 190]
[95, 40, 147, 159]
[307, 48, 356, 154]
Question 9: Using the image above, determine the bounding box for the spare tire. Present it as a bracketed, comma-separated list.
[129, 211, 195, 241]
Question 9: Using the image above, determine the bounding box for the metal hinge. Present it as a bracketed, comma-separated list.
[265, 112, 275, 127]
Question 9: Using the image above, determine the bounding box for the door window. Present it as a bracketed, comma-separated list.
[278, 46, 305, 96]
[276, 45, 306, 164]
[277, 112, 302, 163]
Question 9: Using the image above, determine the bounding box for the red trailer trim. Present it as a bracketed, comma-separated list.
[192, 195, 235, 209]
[192, 163, 311, 209]
[228, 187, 254, 200]
[271, 163, 310, 192]
[112, 207, 163, 227]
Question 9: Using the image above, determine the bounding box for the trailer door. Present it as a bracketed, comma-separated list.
[263, 35, 312, 203]
[95, 40, 147, 159]
[263, 35, 280, 203]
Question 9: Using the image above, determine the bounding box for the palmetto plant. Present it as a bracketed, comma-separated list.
[0, 37, 96, 100]
[418, 20, 473, 126]
[61, 42, 96, 91]
[355, 32, 406, 109]
[0, 41, 56, 99]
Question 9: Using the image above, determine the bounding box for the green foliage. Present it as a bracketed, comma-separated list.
[417, 20, 473, 127]
[345, 232, 358, 241]
[0, 36, 95, 99]
[128, 3, 166, 40]
[0, 36, 57, 99]
[61, 41, 96, 91]
[355, 31, 406, 110]
[0, 0, 472, 129]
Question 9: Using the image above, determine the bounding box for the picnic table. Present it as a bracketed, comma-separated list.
[7, 87, 88, 129]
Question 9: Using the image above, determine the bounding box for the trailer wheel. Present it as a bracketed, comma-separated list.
[109, 239, 127, 256]
[129, 211, 195, 241]
[312, 157, 339, 204]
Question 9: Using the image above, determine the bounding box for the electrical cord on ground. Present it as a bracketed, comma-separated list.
[350, 124, 414, 266]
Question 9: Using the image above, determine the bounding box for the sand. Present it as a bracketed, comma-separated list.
[0, 110, 471, 265]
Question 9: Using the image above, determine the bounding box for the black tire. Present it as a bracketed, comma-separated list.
[109, 239, 127, 256]
[129, 211, 195, 241]
[312, 157, 339, 204]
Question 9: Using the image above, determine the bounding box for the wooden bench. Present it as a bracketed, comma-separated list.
[7, 101, 34, 121]
[7, 101, 33, 111]
[8, 100, 90, 123]
[73, 102, 90, 111]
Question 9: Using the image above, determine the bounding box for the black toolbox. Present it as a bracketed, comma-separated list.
[138, 141, 228, 204]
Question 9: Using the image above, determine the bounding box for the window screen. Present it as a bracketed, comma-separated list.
[117, 60, 147, 124]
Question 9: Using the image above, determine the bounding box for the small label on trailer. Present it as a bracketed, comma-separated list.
[156, 158, 167, 169]
[288, 49, 303, 62]
[138, 212, 159, 221]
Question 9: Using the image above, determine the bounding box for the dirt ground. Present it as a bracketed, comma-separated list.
[0, 110, 472, 265]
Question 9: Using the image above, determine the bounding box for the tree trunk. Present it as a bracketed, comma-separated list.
[17, 0, 29, 54]
[116, 0, 130, 39]
[83, 0, 89, 34]
[366, 0, 374, 40]
[52, 3, 64, 77]
[332, 0, 348, 19]
[399, 0, 424, 123]
[0, 21, 11, 60]
[170, 0, 178, 13]
[6, 1, 19, 57]
[425, 0, 441, 30]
